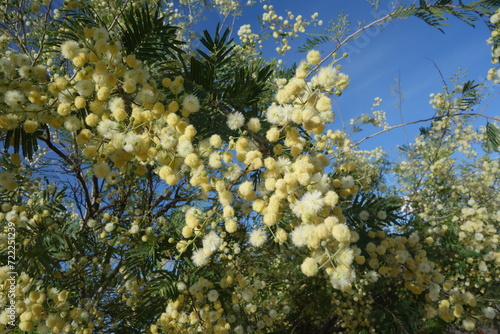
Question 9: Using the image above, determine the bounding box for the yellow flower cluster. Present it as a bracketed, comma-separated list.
[153, 265, 286, 333]
[261, 5, 322, 54]
[0, 195, 103, 333]
[147, 46, 383, 332]
[1, 1, 498, 333]
[394, 96, 500, 331]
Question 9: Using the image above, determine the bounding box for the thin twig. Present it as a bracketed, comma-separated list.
[108, 0, 131, 31]
[392, 71, 409, 144]
[33, 0, 55, 64]
[352, 112, 500, 147]
[307, 12, 395, 78]
[38, 129, 94, 220]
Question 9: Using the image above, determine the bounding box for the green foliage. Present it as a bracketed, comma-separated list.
[184, 25, 274, 140]
[1, 1, 499, 333]
[485, 121, 500, 152]
[119, 3, 184, 66]
[370, 297, 424, 334]
[4, 128, 41, 161]
[390, 5, 420, 20]
[3, 182, 88, 286]
[392, 1, 497, 32]
[344, 191, 404, 231]
[45, 1, 108, 51]
[458, 80, 482, 110]
[298, 12, 350, 53]
[298, 34, 332, 53]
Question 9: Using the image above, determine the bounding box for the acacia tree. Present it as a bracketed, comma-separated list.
[0, 0, 499, 333]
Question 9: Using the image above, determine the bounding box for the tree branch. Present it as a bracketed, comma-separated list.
[38, 129, 94, 220]
[352, 112, 500, 147]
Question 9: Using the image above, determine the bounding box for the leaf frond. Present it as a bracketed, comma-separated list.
[119, 3, 184, 64]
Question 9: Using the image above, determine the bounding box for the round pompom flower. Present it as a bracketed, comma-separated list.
[182, 95, 200, 113]
[207, 289, 219, 302]
[64, 115, 82, 132]
[316, 66, 338, 89]
[93, 162, 111, 178]
[249, 229, 267, 247]
[23, 120, 39, 133]
[202, 231, 222, 253]
[191, 248, 210, 267]
[226, 112, 245, 130]
[307, 50, 321, 65]
[301, 257, 318, 276]
[4, 90, 25, 108]
[60, 40, 81, 60]
[340, 176, 355, 188]
[483, 306, 496, 319]
[331, 224, 351, 243]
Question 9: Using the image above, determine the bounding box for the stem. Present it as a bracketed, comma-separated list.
[307, 12, 395, 78]
[352, 112, 500, 147]
[33, 0, 55, 64]
[38, 128, 95, 220]
[109, 0, 130, 31]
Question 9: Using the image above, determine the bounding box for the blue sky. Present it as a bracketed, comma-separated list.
[210, 0, 499, 157]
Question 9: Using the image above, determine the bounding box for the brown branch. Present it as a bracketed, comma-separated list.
[108, 0, 131, 31]
[307, 12, 395, 78]
[146, 165, 155, 214]
[320, 315, 344, 334]
[17, 0, 29, 57]
[352, 112, 500, 147]
[38, 129, 94, 220]
[33, 0, 55, 64]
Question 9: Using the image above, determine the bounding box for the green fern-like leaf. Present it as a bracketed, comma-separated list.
[414, 8, 450, 32]
[119, 3, 184, 64]
[297, 35, 332, 53]
[469, 0, 500, 9]
[408, 0, 499, 31]
[485, 122, 500, 152]
[343, 192, 404, 231]
[457, 80, 481, 109]
[390, 5, 419, 20]
[4, 127, 41, 160]
[198, 24, 235, 67]
[183, 25, 274, 141]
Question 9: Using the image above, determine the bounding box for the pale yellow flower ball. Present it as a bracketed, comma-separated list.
[19, 321, 34, 332]
[93, 161, 110, 178]
[182, 226, 193, 238]
[97, 86, 110, 101]
[74, 96, 87, 109]
[210, 134, 222, 148]
[331, 224, 351, 243]
[247, 118, 261, 132]
[225, 219, 238, 233]
[23, 120, 39, 133]
[307, 49, 321, 65]
[82, 146, 98, 158]
[275, 228, 287, 244]
[112, 109, 127, 122]
[462, 318, 476, 331]
[85, 114, 99, 127]
[316, 95, 331, 112]
[301, 257, 318, 276]
[266, 127, 280, 142]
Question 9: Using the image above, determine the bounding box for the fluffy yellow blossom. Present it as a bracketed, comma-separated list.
[307, 50, 321, 65]
[93, 161, 111, 178]
[266, 127, 280, 142]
